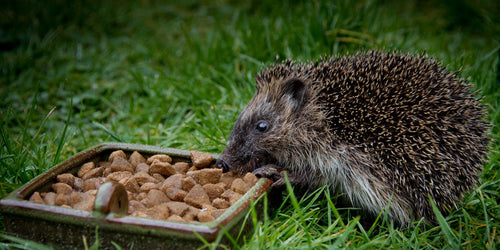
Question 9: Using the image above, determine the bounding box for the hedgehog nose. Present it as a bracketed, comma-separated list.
[216, 158, 230, 173]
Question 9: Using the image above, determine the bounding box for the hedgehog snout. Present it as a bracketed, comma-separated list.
[215, 158, 230, 173]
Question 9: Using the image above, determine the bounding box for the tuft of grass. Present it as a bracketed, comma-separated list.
[1, 0, 499, 248]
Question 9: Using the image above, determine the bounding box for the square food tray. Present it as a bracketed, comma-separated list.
[0, 143, 272, 249]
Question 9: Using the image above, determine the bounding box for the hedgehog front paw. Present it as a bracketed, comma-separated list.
[253, 165, 291, 188]
[252, 165, 281, 180]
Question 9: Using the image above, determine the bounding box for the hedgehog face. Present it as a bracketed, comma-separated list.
[218, 77, 328, 174]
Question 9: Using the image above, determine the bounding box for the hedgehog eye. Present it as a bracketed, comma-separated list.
[255, 121, 269, 133]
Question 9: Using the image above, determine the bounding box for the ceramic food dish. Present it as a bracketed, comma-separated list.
[0, 143, 272, 249]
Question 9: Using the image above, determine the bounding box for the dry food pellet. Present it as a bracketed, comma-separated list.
[109, 150, 127, 162]
[166, 201, 189, 216]
[197, 210, 215, 222]
[165, 187, 187, 201]
[147, 154, 172, 165]
[174, 162, 190, 174]
[212, 198, 230, 209]
[184, 184, 211, 208]
[56, 173, 75, 187]
[111, 157, 134, 173]
[78, 162, 95, 178]
[231, 178, 250, 194]
[52, 183, 73, 195]
[149, 160, 175, 176]
[107, 171, 133, 182]
[134, 171, 158, 185]
[203, 183, 225, 201]
[135, 162, 149, 173]
[29, 192, 44, 204]
[167, 214, 185, 222]
[82, 167, 104, 180]
[181, 177, 196, 191]
[139, 182, 158, 193]
[129, 151, 146, 167]
[190, 151, 213, 168]
[160, 174, 183, 191]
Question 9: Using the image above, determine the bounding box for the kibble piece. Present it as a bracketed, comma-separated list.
[147, 154, 172, 165]
[215, 182, 226, 190]
[197, 210, 215, 222]
[167, 214, 185, 222]
[231, 178, 250, 195]
[78, 162, 95, 178]
[103, 167, 113, 177]
[166, 201, 189, 216]
[74, 177, 84, 191]
[127, 191, 136, 201]
[129, 151, 146, 167]
[109, 150, 127, 162]
[73, 194, 95, 211]
[174, 162, 190, 174]
[129, 200, 147, 214]
[220, 172, 236, 188]
[56, 173, 75, 187]
[243, 172, 259, 186]
[136, 192, 147, 201]
[81, 167, 104, 180]
[52, 183, 73, 195]
[70, 191, 83, 205]
[111, 157, 134, 173]
[201, 203, 214, 211]
[149, 160, 176, 176]
[159, 174, 183, 192]
[99, 161, 111, 169]
[135, 163, 149, 173]
[134, 171, 158, 185]
[29, 192, 45, 204]
[140, 182, 159, 193]
[83, 178, 103, 192]
[147, 203, 170, 220]
[184, 184, 211, 208]
[211, 209, 227, 219]
[85, 189, 98, 196]
[181, 177, 196, 191]
[152, 173, 165, 183]
[197, 168, 223, 185]
[221, 189, 243, 205]
[203, 183, 225, 200]
[120, 177, 140, 193]
[144, 189, 169, 207]
[165, 187, 187, 201]
[212, 198, 230, 209]
[106, 171, 133, 182]
[43, 192, 57, 206]
[56, 193, 69, 206]
[190, 151, 213, 169]
[133, 211, 149, 218]
[183, 206, 199, 221]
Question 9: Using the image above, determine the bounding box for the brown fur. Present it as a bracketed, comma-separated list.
[218, 51, 490, 225]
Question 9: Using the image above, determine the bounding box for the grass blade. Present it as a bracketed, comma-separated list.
[52, 99, 72, 165]
[92, 121, 124, 142]
[429, 196, 459, 249]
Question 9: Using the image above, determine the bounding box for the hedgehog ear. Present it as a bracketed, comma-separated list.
[283, 78, 308, 110]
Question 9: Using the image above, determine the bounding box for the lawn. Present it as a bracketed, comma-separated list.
[1, 0, 499, 248]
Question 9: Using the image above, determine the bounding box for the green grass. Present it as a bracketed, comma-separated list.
[1, 0, 499, 248]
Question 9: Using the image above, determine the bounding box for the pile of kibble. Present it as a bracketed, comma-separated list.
[28, 150, 259, 223]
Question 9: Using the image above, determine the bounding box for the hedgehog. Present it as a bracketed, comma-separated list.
[216, 50, 490, 225]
